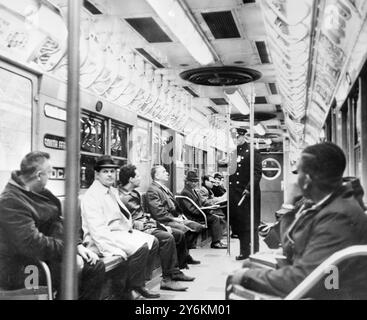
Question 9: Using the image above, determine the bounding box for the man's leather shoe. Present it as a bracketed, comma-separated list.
[235, 254, 248, 261]
[186, 255, 201, 265]
[160, 280, 188, 291]
[211, 241, 228, 249]
[134, 286, 160, 299]
[171, 272, 195, 281]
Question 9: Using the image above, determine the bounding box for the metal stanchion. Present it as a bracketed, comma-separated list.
[61, 0, 81, 300]
[249, 84, 255, 255]
[225, 105, 231, 255]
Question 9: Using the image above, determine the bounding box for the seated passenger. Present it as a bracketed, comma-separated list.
[199, 175, 227, 223]
[199, 175, 227, 205]
[118, 164, 195, 291]
[180, 171, 227, 249]
[212, 172, 227, 197]
[81, 155, 160, 299]
[228, 142, 367, 299]
[0, 151, 105, 299]
[146, 165, 202, 264]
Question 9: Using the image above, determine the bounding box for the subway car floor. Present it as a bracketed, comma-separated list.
[141, 237, 268, 300]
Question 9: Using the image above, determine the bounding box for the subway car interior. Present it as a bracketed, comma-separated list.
[0, 0, 367, 301]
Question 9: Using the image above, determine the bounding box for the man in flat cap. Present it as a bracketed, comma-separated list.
[229, 128, 263, 260]
[81, 155, 160, 299]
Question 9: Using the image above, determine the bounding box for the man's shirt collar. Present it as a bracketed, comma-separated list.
[93, 179, 112, 195]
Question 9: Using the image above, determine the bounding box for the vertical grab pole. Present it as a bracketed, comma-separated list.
[61, 0, 81, 300]
[226, 105, 231, 255]
[249, 84, 255, 255]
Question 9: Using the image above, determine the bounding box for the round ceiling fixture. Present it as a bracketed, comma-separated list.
[231, 112, 277, 122]
[180, 66, 262, 86]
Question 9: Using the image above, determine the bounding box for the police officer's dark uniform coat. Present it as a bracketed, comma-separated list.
[229, 141, 262, 256]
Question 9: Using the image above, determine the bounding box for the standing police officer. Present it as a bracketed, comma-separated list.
[229, 128, 262, 260]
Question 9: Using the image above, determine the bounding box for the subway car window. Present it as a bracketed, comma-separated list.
[0, 67, 32, 192]
[80, 114, 105, 154]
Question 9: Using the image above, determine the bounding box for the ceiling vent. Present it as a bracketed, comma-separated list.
[231, 112, 277, 122]
[180, 66, 262, 86]
[242, 0, 256, 3]
[202, 11, 241, 39]
[255, 41, 271, 64]
[255, 96, 267, 104]
[183, 86, 199, 97]
[268, 83, 278, 95]
[83, 0, 103, 15]
[208, 106, 218, 114]
[210, 98, 228, 105]
[135, 48, 164, 69]
[125, 17, 172, 43]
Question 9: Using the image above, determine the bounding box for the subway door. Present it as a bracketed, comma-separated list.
[36, 95, 67, 197]
[260, 154, 283, 223]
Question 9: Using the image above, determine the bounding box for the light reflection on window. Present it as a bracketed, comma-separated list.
[111, 122, 128, 159]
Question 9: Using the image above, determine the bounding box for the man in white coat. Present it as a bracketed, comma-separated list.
[81, 155, 160, 299]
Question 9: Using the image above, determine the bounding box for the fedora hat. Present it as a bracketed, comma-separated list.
[186, 170, 199, 182]
[94, 155, 119, 171]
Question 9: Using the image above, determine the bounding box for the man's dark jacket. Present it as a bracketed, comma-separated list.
[146, 181, 203, 233]
[180, 186, 213, 224]
[241, 182, 367, 299]
[0, 172, 64, 289]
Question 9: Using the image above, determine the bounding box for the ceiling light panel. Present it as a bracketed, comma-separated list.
[146, 0, 215, 65]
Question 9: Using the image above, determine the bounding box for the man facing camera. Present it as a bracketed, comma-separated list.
[118, 164, 195, 291]
[81, 155, 160, 299]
